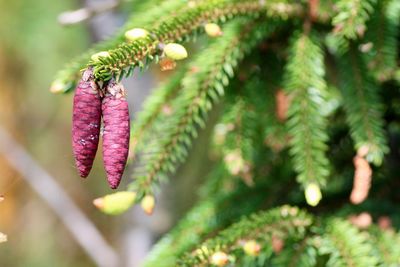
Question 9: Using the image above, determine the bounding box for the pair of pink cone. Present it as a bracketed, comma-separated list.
[72, 68, 130, 189]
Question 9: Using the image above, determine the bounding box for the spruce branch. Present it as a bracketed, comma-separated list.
[255, 50, 289, 151]
[217, 97, 257, 183]
[363, 0, 400, 82]
[319, 218, 380, 267]
[53, 0, 341, 91]
[218, 73, 288, 183]
[337, 46, 388, 166]
[271, 237, 317, 267]
[49, 1, 400, 263]
[142, 125, 301, 266]
[89, 0, 304, 82]
[177, 205, 312, 266]
[130, 68, 186, 156]
[51, 0, 187, 93]
[332, 0, 376, 40]
[368, 226, 400, 266]
[141, 196, 261, 267]
[129, 19, 278, 196]
[284, 32, 330, 196]
[142, 167, 296, 267]
[142, 200, 219, 267]
[326, 0, 376, 54]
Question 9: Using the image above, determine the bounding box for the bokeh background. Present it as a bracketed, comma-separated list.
[0, 0, 208, 266]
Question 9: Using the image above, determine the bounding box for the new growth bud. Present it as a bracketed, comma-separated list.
[164, 43, 188, 61]
[125, 28, 149, 41]
[210, 251, 229, 266]
[305, 183, 322, 206]
[243, 240, 261, 256]
[93, 191, 136, 215]
[204, 23, 223, 37]
[141, 195, 155, 215]
[50, 79, 71, 94]
[91, 51, 110, 62]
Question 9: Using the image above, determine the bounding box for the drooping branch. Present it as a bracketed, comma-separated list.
[90, 0, 303, 82]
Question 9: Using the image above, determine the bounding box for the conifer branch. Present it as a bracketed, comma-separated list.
[332, 0, 376, 40]
[142, 197, 250, 267]
[364, 0, 400, 82]
[142, 171, 292, 267]
[271, 237, 317, 267]
[284, 32, 330, 192]
[219, 74, 288, 183]
[52, 0, 188, 92]
[217, 97, 257, 183]
[177, 205, 312, 266]
[368, 226, 400, 266]
[337, 46, 388, 166]
[130, 68, 186, 156]
[327, 0, 376, 54]
[319, 219, 380, 267]
[50, 0, 400, 263]
[258, 51, 289, 151]
[142, 200, 217, 267]
[129, 19, 278, 196]
[89, 0, 304, 81]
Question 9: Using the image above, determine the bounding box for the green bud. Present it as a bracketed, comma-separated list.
[210, 251, 229, 266]
[125, 28, 149, 41]
[141, 195, 155, 215]
[50, 79, 71, 94]
[93, 191, 136, 215]
[243, 240, 261, 256]
[91, 51, 110, 62]
[164, 43, 188, 61]
[305, 183, 322, 207]
[204, 23, 222, 37]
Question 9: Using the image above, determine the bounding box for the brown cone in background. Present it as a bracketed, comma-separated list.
[275, 89, 290, 122]
[350, 154, 372, 204]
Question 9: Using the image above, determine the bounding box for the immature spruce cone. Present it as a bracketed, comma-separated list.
[102, 80, 130, 189]
[72, 67, 102, 178]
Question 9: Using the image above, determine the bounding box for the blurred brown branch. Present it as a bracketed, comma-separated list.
[58, 0, 120, 26]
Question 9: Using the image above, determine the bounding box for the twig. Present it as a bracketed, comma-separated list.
[58, 0, 120, 26]
[0, 126, 120, 267]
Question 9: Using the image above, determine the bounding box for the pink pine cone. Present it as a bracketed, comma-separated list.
[102, 80, 130, 189]
[72, 67, 102, 178]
